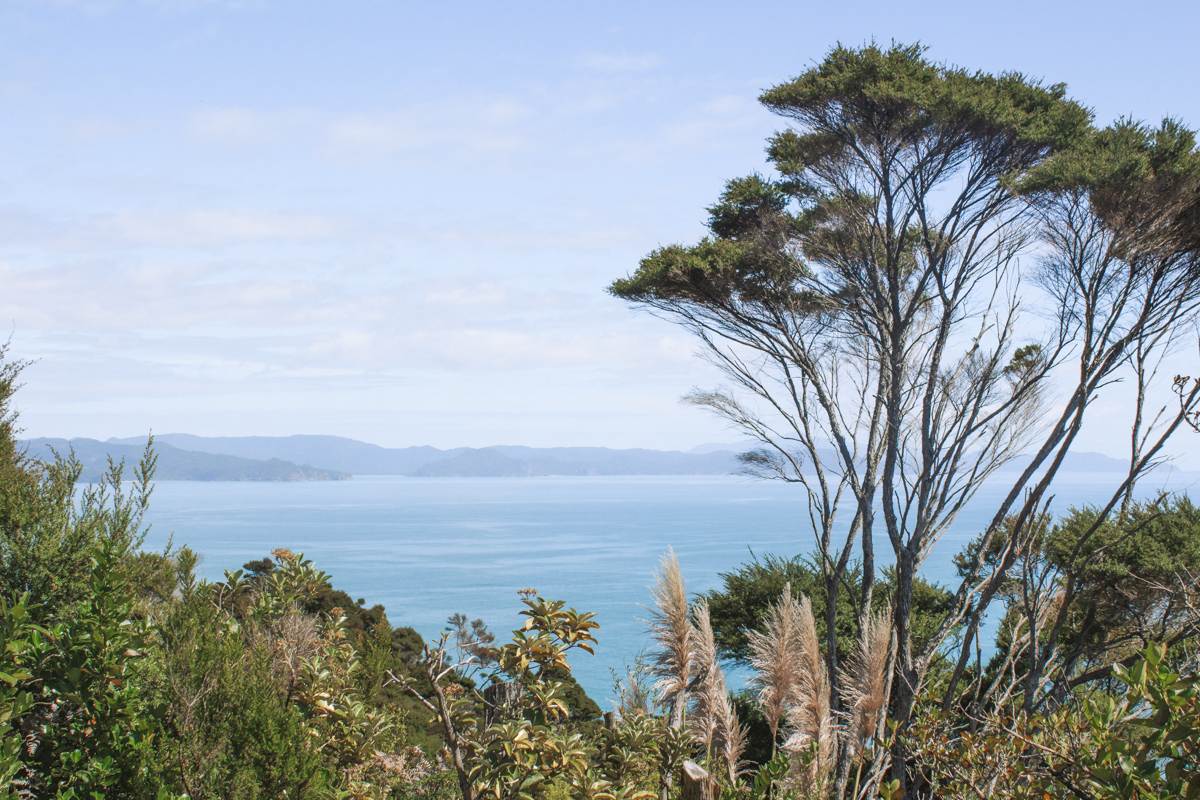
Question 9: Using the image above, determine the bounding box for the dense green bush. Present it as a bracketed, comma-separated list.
[703, 555, 955, 667]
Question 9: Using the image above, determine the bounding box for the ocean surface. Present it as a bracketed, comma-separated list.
[139, 471, 1198, 704]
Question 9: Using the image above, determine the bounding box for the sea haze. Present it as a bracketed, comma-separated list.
[137, 470, 1200, 703]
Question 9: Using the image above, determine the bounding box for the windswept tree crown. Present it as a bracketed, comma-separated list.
[1022, 117, 1200, 257]
[609, 42, 1095, 309]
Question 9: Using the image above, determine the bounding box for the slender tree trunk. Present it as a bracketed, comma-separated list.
[826, 572, 856, 800]
[888, 548, 918, 789]
[434, 685, 474, 800]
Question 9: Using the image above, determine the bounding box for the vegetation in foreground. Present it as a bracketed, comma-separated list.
[3, 41, 1200, 799]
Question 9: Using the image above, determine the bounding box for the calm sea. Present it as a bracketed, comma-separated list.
[139, 472, 1196, 702]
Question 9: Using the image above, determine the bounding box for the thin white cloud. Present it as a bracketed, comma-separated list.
[189, 107, 279, 144]
[576, 51, 662, 73]
[0, 206, 344, 250]
[187, 97, 535, 157]
[423, 283, 509, 308]
[68, 117, 129, 140]
[324, 98, 532, 157]
[108, 209, 342, 247]
[0, 201, 645, 258]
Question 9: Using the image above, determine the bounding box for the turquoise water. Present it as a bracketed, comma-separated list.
[139, 473, 1192, 704]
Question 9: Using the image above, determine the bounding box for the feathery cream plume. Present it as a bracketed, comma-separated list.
[838, 605, 891, 750]
[781, 594, 833, 792]
[716, 686, 749, 785]
[649, 548, 693, 728]
[691, 599, 747, 785]
[747, 584, 804, 746]
[689, 599, 721, 754]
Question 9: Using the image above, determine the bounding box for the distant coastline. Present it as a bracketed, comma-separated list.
[19, 437, 351, 482]
[17, 433, 1150, 483]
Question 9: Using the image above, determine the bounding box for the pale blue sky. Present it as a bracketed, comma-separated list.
[2, 0, 1199, 459]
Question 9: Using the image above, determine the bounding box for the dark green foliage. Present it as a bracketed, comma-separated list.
[20, 524, 160, 798]
[610, 237, 808, 308]
[0, 351, 163, 797]
[976, 497, 1200, 679]
[704, 554, 856, 664]
[705, 174, 790, 240]
[146, 587, 329, 799]
[759, 43, 1089, 157]
[1019, 118, 1200, 250]
[0, 445, 118, 613]
[0, 595, 38, 800]
[541, 666, 601, 722]
[703, 554, 954, 664]
[730, 692, 773, 768]
[1046, 498, 1200, 610]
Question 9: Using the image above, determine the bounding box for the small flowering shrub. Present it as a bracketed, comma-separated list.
[403, 595, 657, 800]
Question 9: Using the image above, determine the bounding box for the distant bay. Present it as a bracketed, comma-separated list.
[139, 472, 1199, 703]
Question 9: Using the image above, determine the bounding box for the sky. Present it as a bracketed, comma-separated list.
[2, 0, 1199, 460]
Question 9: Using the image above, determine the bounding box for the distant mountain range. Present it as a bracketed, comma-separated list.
[17, 433, 1140, 482]
[20, 438, 350, 482]
[105, 435, 744, 478]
